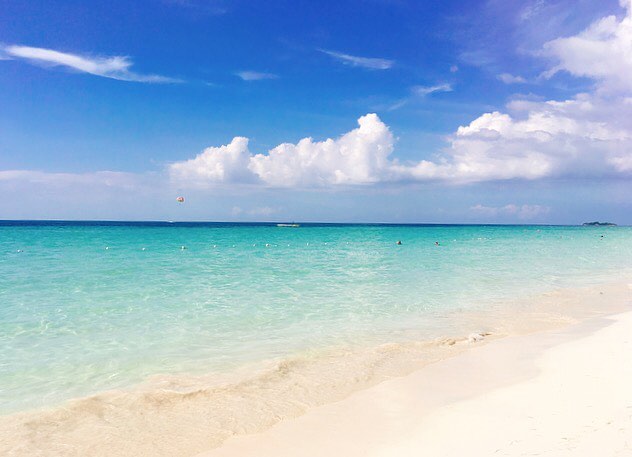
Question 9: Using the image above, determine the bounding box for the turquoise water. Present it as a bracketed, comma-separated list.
[1, 222, 631, 414]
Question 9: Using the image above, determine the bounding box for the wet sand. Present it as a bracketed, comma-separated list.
[1, 281, 630, 456]
[202, 307, 632, 456]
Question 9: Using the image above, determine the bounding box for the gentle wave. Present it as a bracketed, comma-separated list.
[1, 279, 628, 456]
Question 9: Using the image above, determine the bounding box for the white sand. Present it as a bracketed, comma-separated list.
[2, 282, 630, 456]
[201, 311, 632, 457]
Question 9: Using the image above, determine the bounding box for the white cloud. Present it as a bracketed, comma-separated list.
[542, 0, 632, 93]
[432, 94, 632, 182]
[248, 114, 394, 186]
[10, 2, 632, 195]
[169, 99, 632, 188]
[168, 1, 632, 188]
[248, 206, 279, 217]
[170, 114, 394, 187]
[231, 206, 279, 218]
[385, 83, 453, 111]
[386, 98, 409, 111]
[169, 137, 255, 184]
[397, 1, 632, 184]
[1, 45, 180, 83]
[235, 71, 278, 81]
[0, 170, 140, 186]
[497, 73, 527, 84]
[319, 49, 394, 70]
[470, 204, 550, 220]
[519, 0, 547, 22]
[412, 83, 453, 96]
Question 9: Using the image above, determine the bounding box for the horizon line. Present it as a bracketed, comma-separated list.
[0, 219, 622, 227]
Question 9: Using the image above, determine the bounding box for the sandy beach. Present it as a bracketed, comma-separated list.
[203, 308, 632, 456]
[4, 0, 632, 454]
[1, 280, 631, 456]
[4, 0, 632, 453]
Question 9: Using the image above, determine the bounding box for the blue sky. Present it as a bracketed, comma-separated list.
[1, 0, 631, 223]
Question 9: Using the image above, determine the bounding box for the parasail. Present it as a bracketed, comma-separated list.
[176, 196, 185, 203]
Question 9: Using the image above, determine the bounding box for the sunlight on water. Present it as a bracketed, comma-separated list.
[1, 222, 630, 413]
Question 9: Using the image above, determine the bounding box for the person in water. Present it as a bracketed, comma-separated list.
[397, 240, 402, 245]
[435, 241, 440, 246]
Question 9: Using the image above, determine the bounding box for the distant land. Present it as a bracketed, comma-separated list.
[582, 221, 617, 226]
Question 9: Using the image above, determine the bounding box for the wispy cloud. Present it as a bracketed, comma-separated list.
[231, 206, 280, 217]
[385, 83, 453, 111]
[319, 49, 394, 70]
[519, 0, 547, 22]
[386, 98, 409, 111]
[497, 73, 527, 84]
[470, 204, 550, 220]
[412, 83, 453, 96]
[1, 45, 180, 83]
[235, 71, 278, 81]
[0, 170, 142, 188]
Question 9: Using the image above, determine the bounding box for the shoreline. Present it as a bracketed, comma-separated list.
[1, 278, 630, 456]
[203, 307, 632, 456]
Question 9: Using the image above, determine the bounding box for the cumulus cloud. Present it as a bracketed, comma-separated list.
[170, 114, 395, 187]
[172, 0, 632, 192]
[169, 1, 632, 188]
[434, 94, 632, 181]
[424, 2, 632, 183]
[169, 100, 632, 188]
[470, 204, 550, 220]
[396, 1, 632, 184]
[248, 114, 394, 186]
[497, 73, 527, 84]
[319, 49, 394, 70]
[1, 45, 180, 83]
[235, 71, 278, 81]
[412, 83, 453, 96]
[169, 137, 255, 184]
[542, 0, 632, 93]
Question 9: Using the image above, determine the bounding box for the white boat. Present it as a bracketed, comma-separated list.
[276, 223, 300, 227]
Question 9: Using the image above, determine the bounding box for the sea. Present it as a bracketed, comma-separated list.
[1, 221, 631, 419]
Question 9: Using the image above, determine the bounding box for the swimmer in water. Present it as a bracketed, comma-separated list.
[435, 241, 440, 246]
[396, 240, 402, 245]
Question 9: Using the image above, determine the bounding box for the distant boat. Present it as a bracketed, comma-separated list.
[277, 223, 300, 228]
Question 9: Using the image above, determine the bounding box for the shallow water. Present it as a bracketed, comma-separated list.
[1, 221, 631, 414]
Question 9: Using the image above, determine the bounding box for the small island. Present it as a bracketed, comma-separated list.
[582, 221, 617, 226]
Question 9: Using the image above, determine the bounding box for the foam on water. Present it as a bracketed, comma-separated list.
[1, 221, 631, 418]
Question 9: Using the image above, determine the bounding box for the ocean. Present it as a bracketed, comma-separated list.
[1, 221, 631, 417]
